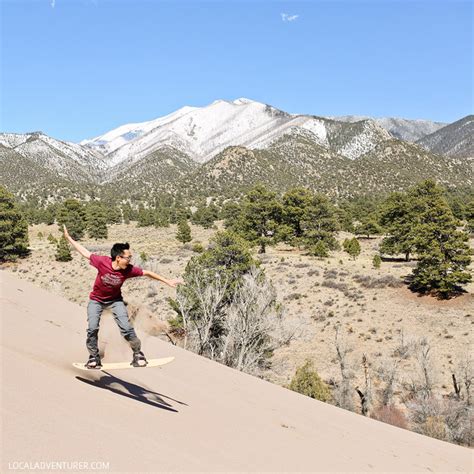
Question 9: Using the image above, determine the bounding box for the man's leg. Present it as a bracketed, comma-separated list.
[86, 300, 103, 358]
[109, 300, 142, 354]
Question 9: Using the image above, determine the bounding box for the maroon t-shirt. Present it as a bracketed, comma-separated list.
[89, 254, 144, 302]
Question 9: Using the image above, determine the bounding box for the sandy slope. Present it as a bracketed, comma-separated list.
[1, 271, 472, 473]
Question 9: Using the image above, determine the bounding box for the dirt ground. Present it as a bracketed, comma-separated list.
[4, 222, 473, 402]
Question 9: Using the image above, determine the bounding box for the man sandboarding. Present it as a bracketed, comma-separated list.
[64, 225, 182, 369]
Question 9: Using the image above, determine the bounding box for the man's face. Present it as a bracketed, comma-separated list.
[116, 249, 132, 269]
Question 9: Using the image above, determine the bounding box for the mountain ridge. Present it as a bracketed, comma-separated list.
[1, 102, 472, 203]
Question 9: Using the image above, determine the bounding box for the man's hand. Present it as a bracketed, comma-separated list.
[166, 278, 184, 288]
[62, 225, 91, 259]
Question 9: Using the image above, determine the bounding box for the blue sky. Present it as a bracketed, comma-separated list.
[1, 0, 472, 142]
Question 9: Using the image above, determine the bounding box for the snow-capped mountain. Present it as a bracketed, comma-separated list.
[329, 116, 447, 142]
[1, 101, 471, 204]
[81, 98, 394, 166]
[0, 132, 107, 177]
[80, 105, 199, 156]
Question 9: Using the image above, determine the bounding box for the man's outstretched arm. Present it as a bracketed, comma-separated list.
[63, 225, 91, 259]
[142, 270, 183, 288]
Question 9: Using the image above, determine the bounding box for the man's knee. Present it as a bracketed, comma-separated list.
[87, 301, 103, 330]
[111, 302, 133, 333]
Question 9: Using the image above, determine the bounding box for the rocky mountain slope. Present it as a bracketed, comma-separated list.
[330, 115, 447, 142]
[81, 98, 445, 165]
[416, 115, 474, 159]
[1, 101, 471, 203]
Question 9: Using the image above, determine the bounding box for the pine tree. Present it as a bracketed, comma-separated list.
[379, 191, 416, 261]
[408, 181, 472, 298]
[335, 204, 355, 233]
[280, 188, 339, 251]
[169, 230, 258, 334]
[86, 202, 108, 240]
[222, 201, 242, 226]
[184, 231, 257, 295]
[308, 240, 329, 258]
[465, 200, 474, 235]
[154, 207, 170, 227]
[42, 205, 56, 225]
[236, 184, 282, 253]
[343, 237, 361, 260]
[0, 186, 30, 261]
[176, 219, 192, 244]
[106, 205, 122, 224]
[121, 203, 133, 224]
[355, 216, 383, 239]
[137, 206, 155, 227]
[55, 235, 72, 262]
[301, 193, 339, 251]
[170, 203, 189, 224]
[57, 199, 87, 240]
[191, 204, 215, 229]
[281, 187, 313, 245]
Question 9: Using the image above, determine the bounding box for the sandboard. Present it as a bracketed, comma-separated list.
[72, 356, 175, 371]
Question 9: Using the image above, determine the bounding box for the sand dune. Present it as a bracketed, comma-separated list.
[1, 271, 472, 473]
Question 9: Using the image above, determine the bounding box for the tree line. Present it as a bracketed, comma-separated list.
[1, 179, 473, 297]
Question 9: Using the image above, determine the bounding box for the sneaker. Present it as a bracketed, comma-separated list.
[85, 355, 102, 369]
[131, 351, 148, 367]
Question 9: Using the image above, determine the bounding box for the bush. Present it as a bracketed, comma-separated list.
[422, 416, 448, 441]
[324, 268, 338, 279]
[0, 186, 30, 261]
[343, 237, 361, 260]
[371, 405, 408, 429]
[373, 254, 382, 269]
[176, 219, 192, 244]
[55, 235, 72, 262]
[308, 241, 329, 258]
[289, 360, 331, 402]
[406, 396, 472, 446]
[353, 274, 403, 288]
[321, 279, 349, 293]
[192, 242, 204, 253]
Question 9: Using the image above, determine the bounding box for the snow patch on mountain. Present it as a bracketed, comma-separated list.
[102, 99, 295, 165]
[81, 105, 198, 155]
[337, 121, 392, 160]
[0, 133, 34, 149]
[82, 98, 336, 166]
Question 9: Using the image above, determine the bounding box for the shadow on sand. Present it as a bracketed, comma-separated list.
[76, 371, 187, 412]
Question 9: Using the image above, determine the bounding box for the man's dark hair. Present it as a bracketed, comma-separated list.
[111, 242, 130, 261]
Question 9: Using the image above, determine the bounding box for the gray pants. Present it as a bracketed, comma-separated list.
[86, 299, 141, 357]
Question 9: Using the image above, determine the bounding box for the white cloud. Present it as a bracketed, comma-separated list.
[50, 0, 56, 7]
[281, 13, 299, 22]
